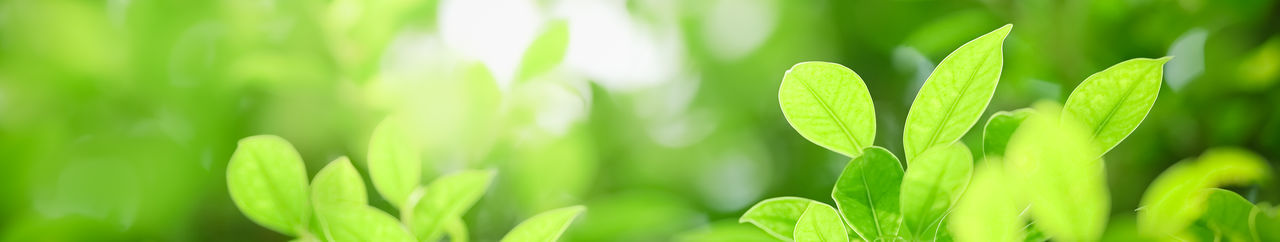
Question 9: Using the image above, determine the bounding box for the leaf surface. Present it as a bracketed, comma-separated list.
[779, 62, 876, 157]
[900, 143, 973, 240]
[1063, 57, 1171, 155]
[903, 24, 1011, 162]
[794, 202, 849, 242]
[227, 135, 312, 236]
[832, 146, 904, 240]
[500, 205, 587, 242]
[406, 170, 495, 242]
[740, 197, 816, 240]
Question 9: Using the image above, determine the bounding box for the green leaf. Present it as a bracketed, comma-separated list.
[740, 197, 816, 240]
[1199, 188, 1257, 242]
[794, 202, 849, 242]
[1005, 102, 1108, 242]
[227, 135, 312, 236]
[500, 205, 587, 242]
[367, 117, 422, 209]
[982, 108, 1033, 157]
[405, 170, 495, 242]
[315, 206, 415, 242]
[950, 160, 1025, 242]
[311, 157, 368, 211]
[903, 24, 1011, 162]
[831, 146, 903, 240]
[778, 61, 876, 158]
[516, 19, 570, 81]
[1138, 148, 1271, 237]
[1062, 57, 1171, 155]
[900, 143, 973, 240]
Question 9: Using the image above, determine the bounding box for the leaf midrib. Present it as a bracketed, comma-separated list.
[795, 74, 863, 153]
[1086, 67, 1152, 142]
[912, 156, 953, 239]
[860, 165, 885, 237]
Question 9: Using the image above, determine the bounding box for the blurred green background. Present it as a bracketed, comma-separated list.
[1, 0, 1278, 241]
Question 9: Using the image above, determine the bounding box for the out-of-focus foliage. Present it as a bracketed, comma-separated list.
[1, 0, 1278, 241]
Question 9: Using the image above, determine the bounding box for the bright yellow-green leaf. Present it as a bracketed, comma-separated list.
[1063, 57, 1171, 155]
[982, 108, 1033, 157]
[831, 146, 903, 240]
[950, 160, 1024, 242]
[1005, 102, 1108, 242]
[500, 205, 587, 242]
[227, 135, 312, 236]
[311, 157, 368, 211]
[367, 117, 422, 209]
[903, 24, 1011, 162]
[516, 19, 570, 81]
[778, 61, 876, 158]
[794, 202, 849, 242]
[740, 197, 816, 240]
[405, 170, 495, 242]
[900, 143, 973, 240]
[315, 206, 415, 242]
[1137, 147, 1270, 238]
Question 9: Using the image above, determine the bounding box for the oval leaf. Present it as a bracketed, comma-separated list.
[368, 117, 422, 209]
[794, 202, 849, 242]
[740, 197, 816, 240]
[1063, 57, 1171, 155]
[311, 157, 368, 211]
[405, 169, 495, 242]
[831, 146, 904, 240]
[1005, 102, 1109, 242]
[500, 205, 587, 242]
[1137, 147, 1270, 237]
[516, 19, 570, 81]
[227, 135, 312, 236]
[779, 61, 876, 158]
[950, 160, 1025, 242]
[903, 24, 1011, 162]
[315, 206, 415, 242]
[900, 143, 973, 240]
[982, 108, 1033, 157]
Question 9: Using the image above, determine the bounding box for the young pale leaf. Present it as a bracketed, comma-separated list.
[982, 108, 1033, 157]
[367, 117, 422, 209]
[516, 19, 570, 81]
[406, 170, 495, 242]
[900, 143, 973, 240]
[831, 146, 903, 240]
[1137, 148, 1270, 237]
[903, 24, 1011, 162]
[1199, 188, 1257, 242]
[500, 205, 586, 242]
[794, 202, 849, 242]
[315, 206, 415, 242]
[778, 61, 876, 158]
[227, 135, 312, 236]
[1005, 102, 1108, 242]
[1063, 57, 1171, 155]
[740, 197, 816, 240]
[311, 157, 368, 211]
[950, 160, 1025, 242]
